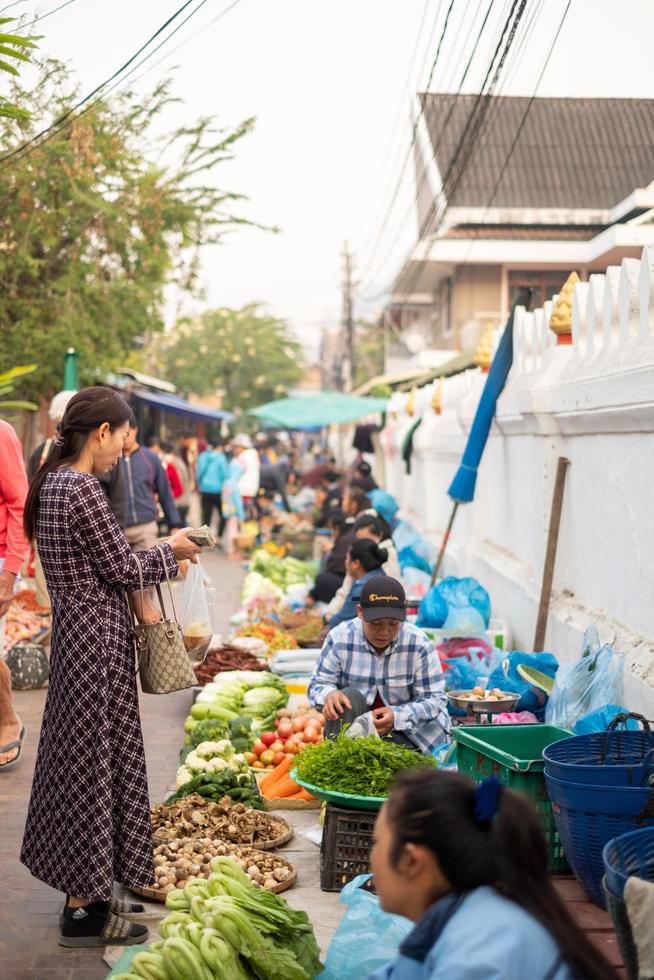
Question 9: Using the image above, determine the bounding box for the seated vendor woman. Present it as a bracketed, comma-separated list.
[308, 576, 449, 752]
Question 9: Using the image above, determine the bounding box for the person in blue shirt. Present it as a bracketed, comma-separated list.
[196, 440, 228, 536]
[328, 539, 388, 629]
[368, 768, 618, 980]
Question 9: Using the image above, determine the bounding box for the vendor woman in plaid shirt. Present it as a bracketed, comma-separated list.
[309, 575, 449, 752]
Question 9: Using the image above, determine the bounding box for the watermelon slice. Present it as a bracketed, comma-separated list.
[516, 663, 555, 694]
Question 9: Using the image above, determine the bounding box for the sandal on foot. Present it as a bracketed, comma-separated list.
[59, 905, 148, 948]
[0, 726, 25, 770]
[59, 895, 146, 925]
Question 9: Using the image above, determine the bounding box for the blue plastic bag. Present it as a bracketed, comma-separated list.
[546, 627, 624, 729]
[573, 704, 640, 735]
[370, 489, 399, 527]
[320, 874, 412, 980]
[436, 576, 491, 627]
[415, 585, 448, 627]
[398, 545, 432, 576]
[487, 651, 559, 718]
[443, 605, 487, 633]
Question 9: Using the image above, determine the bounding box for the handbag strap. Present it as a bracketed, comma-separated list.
[155, 543, 178, 621]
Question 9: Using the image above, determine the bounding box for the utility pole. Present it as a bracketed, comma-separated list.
[340, 241, 355, 391]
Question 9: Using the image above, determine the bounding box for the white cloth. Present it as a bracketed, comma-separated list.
[238, 448, 260, 498]
[625, 876, 654, 979]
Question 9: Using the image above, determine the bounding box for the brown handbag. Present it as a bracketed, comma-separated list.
[129, 545, 197, 695]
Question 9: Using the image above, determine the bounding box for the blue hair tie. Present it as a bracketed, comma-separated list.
[473, 775, 502, 824]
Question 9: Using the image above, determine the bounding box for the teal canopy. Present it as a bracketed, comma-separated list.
[249, 392, 388, 429]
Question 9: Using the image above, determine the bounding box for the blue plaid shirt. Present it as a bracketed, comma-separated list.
[308, 618, 450, 753]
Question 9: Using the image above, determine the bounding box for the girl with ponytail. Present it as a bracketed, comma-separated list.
[369, 768, 618, 980]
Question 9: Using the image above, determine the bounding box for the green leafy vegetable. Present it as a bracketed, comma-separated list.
[292, 732, 437, 797]
[165, 770, 264, 809]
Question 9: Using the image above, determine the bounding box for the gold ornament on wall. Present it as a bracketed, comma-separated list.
[431, 377, 443, 414]
[549, 271, 580, 342]
[474, 323, 496, 372]
[406, 386, 416, 417]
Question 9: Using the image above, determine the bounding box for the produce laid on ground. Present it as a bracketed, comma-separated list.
[241, 571, 284, 612]
[275, 611, 324, 647]
[234, 622, 298, 653]
[245, 705, 325, 770]
[250, 549, 315, 590]
[165, 769, 264, 809]
[183, 716, 255, 756]
[147, 839, 297, 898]
[292, 731, 437, 798]
[151, 794, 293, 849]
[259, 755, 316, 803]
[176, 741, 249, 793]
[194, 644, 267, 686]
[115, 858, 322, 979]
[189, 670, 289, 734]
[2, 594, 50, 653]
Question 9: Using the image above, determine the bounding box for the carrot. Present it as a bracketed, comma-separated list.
[288, 788, 316, 802]
[270, 773, 302, 799]
[260, 756, 293, 795]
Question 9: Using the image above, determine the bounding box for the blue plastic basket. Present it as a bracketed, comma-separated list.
[542, 716, 654, 787]
[603, 827, 654, 900]
[544, 769, 654, 907]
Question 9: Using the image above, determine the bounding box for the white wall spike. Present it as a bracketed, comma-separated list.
[571, 281, 589, 358]
[618, 257, 641, 343]
[638, 243, 654, 338]
[603, 266, 622, 352]
[585, 273, 606, 358]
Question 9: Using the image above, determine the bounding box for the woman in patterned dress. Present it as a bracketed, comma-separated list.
[20, 387, 201, 947]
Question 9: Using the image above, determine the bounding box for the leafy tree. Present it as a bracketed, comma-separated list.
[0, 18, 38, 120]
[0, 57, 255, 398]
[161, 305, 303, 414]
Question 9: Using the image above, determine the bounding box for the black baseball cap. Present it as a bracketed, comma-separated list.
[359, 575, 407, 622]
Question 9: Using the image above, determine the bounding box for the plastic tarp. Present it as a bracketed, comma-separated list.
[249, 392, 388, 429]
[131, 389, 234, 422]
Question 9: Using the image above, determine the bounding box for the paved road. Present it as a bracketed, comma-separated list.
[0, 551, 343, 980]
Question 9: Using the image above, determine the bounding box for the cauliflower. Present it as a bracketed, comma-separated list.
[196, 740, 233, 760]
[175, 765, 193, 789]
[185, 751, 208, 772]
[205, 757, 230, 774]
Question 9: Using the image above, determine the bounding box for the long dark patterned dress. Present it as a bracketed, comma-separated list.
[21, 467, 178, 900]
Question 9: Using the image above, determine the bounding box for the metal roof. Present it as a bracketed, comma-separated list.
[421, 94, 654, 210]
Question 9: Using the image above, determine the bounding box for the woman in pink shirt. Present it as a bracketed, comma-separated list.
[0, 418, 30, 767]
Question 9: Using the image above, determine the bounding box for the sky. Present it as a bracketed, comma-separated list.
[6, 0, 654, 357]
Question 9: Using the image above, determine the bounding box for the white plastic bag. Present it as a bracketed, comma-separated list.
[545, 626, 624, 729]
[178, 560, 213, 663]
[345, 711, 380, 739]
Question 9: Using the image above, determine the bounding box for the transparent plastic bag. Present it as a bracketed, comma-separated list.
[545, 626, 624, 729]
[344, 711, 380, 739]
[178, 560, 213, 664]
[320, 874, 412, 980]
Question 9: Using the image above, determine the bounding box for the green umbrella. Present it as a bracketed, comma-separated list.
[249, 392, 388, 429]
[63, 348, 80, 391]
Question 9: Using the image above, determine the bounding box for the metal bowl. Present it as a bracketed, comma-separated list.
[447, 690, 521, 714]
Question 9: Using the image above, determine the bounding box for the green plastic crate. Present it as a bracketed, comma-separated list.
[452, 724, 571, 872]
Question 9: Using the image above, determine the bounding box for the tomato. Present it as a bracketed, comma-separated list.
[260, 749, 275, 767]
[252, 740, 267, 756]
[303, 725, 319, 743]
[243, 751, 257, 765]
[292, 717, 306, 733]
[283, 741, 298, 754]
[277, 721, 293, 739]
[251, 760, 264, 769]
[261, 732, 277, 747]
[273, 752, 286, 766]
[315, 713, 325, 727]
[269, 740, 284, 754]
[295, 741, 307, 752]
[274, 719, 281, 728]
[277, 708, 292, 718]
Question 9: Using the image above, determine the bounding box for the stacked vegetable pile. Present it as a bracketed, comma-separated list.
[195, 644, 267, 686]
[166, 769, 262, 809]
[245, 705, 325, 770]
[250, 549, 314, 590]
[292, 732, 437, 798]
[151, 839, 296, 896]
[234, 622, 298, 653]
[184, 716, 255, 756]
[114, 858, 322, 979]
[151, 794, 292, 848]
[188, 671, 289, 735]
[176, 741, 250, 794]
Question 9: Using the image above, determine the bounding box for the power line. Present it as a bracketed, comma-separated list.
[25, 0, 78, 28]
[0, 0, 209, 168]
[355, 0, 458, 285]
[384, 0, 529, 308]
[359, 0, 498, 296]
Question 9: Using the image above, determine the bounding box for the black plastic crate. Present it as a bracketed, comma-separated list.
[320, 803, 377, 892]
